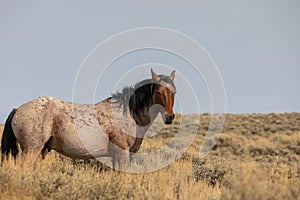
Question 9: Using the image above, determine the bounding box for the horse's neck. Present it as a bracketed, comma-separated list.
[132, 105, 160, 136]
[129, 105, 159, 153]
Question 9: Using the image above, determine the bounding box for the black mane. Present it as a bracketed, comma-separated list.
[111, 75, 175, 117]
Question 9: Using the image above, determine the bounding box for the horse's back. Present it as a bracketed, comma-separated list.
[13, 96, 61, 127]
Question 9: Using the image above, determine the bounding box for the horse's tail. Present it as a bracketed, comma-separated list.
[1, 109, 19, 160]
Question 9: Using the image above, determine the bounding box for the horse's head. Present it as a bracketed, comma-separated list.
[151, 69, 176, 124]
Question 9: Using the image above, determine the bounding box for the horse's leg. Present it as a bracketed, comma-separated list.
[112, 148, 130, 171]
[41, 137, 52, 159]
[16, 129, 52, 164]
[16, 122, 53, 164]
[21, 148, 44, 165]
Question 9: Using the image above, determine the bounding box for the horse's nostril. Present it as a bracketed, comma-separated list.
[164, 114, 174, 124]
[165, 119, 172, 124]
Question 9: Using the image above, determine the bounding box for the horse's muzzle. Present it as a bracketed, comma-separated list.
[164, 113, 175, 124]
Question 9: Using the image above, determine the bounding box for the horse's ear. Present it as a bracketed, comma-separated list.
[169, 70, 176, 81]
[151, 69, 160, 82]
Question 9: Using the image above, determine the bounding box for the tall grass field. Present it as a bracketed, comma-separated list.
[0, 113, 299, 199]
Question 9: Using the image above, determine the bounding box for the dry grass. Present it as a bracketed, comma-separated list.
[0, 126, 3, 137]
[0, 113, 299, 200]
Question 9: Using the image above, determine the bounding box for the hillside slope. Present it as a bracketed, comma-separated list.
[0, 113, 299, 199]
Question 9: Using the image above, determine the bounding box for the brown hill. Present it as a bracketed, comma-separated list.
[0, 113, 299, 199]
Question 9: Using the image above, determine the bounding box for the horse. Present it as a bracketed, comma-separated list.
[1, 69, 176, 170]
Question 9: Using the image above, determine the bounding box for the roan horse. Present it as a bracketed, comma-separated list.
[1, 69, 176, 170]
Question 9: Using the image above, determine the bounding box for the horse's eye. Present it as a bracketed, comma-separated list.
[156, 91, 161, 96]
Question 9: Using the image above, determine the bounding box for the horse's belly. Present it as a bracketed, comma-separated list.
[52, 128, 109, 159]
[54, 146, 108, 160]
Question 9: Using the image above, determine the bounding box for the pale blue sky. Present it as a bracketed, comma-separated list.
[1, 0, 300, 123]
